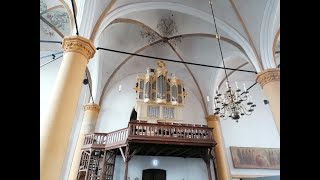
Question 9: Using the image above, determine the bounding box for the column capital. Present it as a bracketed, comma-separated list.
[256, 68, 280, 88]
[84, 103, 100, 113]
[62, 35, 96, 60]
[206, 114, 220, 122]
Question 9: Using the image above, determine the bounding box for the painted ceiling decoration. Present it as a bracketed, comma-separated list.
[45, 11, 69, 30]
[40, 0, 70, 37]
[140, 14, 182, 47]
[40, 0, 47, 13]
[40, 21, 55, 37]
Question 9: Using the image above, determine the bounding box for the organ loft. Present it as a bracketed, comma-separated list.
[76, 61, 216, 180]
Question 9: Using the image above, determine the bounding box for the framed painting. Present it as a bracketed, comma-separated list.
[230, 146, 280, 169]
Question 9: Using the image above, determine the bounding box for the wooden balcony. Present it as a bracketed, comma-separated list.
[82, 129, 128, 150]
[127, 121, 215, 147]
[80, 121, 217, 180]
[82, 121, 216, 152]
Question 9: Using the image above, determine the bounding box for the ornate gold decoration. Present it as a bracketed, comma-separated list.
[157, 61, 166, 68]
[62, 35, 96, 60]
[84, 103, 100, 112]
[156, 60, 168, 77]
[256, 68, 280, 88]
[206, 114, 220, 122]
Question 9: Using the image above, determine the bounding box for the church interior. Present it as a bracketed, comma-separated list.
[40, 0, 280, 180]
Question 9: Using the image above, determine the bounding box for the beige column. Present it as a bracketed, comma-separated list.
[256, 68, 280, 134]
[206, 115, 231, 180]
[40, 36, 96, 180]
[68, 103, 100, 180]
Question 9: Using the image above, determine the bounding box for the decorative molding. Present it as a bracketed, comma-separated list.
[62, 35, 96, 60]
[260, 0, 279, 69]
[256, 68, 280, 88]
[84, 103, 100, 112]
[206, 114, 220, 122]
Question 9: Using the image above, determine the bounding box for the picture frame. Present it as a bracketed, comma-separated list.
[230, 146, 280, 169]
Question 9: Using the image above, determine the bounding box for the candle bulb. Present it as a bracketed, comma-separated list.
[243, 83, 247, 92]
[216, 86, 219, 94]
[226, 81, 229, 88]
[235, 81, 239, 89]
[118, 85, 122, 92]
[207, 96, 210, 102]
[213, 99, 216, 109]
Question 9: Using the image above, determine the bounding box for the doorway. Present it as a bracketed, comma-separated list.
[142, 169, 166, 180]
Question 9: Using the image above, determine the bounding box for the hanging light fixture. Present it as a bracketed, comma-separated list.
[209, 1, 256, 122]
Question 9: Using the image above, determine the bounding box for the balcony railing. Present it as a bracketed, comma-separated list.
[105, 128, 128, 150]
[83, 121, 215, 150]
[128, 122, 215, 146]
[83, 133, 108, 149]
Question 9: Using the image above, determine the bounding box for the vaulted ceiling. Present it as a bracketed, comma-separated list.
[40, 0, 280, 115]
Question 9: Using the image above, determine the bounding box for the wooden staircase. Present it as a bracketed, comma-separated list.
[77, 149, 117, 180]
[104, 150, 116, 180]
[77, 121, 216, 180]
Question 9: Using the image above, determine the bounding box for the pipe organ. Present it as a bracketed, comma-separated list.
[134, 61, 186, 123]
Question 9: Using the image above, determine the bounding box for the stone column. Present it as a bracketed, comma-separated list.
[206, 115, 231, 180]
[40, 36, 96, 180]
[68, 103, 100, 180]
[256, 68, 280, 134]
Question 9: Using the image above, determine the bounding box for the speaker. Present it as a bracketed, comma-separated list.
[83, 79, 89, 85]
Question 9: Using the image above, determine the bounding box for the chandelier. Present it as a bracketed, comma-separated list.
[209, 1, 256, 122]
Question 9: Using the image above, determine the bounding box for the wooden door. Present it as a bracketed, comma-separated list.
[142, 169, 166, 180]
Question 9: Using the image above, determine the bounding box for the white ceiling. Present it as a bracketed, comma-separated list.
[40, 0, 280, 114]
